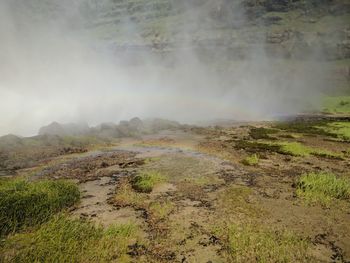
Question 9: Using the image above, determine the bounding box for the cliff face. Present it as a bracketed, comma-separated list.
[81, 0, 350, 60]
[4, 0, 349, 60]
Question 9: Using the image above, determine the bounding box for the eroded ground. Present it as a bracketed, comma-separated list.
[26, 123, 350, 262]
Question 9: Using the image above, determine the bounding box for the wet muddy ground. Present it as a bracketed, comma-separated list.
[30, 127, 350, 262]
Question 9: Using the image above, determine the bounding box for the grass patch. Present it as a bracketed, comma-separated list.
[274, 121, 335, 137]
[185, 175, 224, 186]
[236, 140, 342, 159]
[249, 127, 278, 140]
[1, 214, 140, 263]
[114, 178, 147, 208]
[226, 224, 312, 263]
[241, 154, 259, 166]
[275, 120, 350, 142]
[279, 133, 302, 139]
[131, 171, 166, 193]
[296, 172, 350, 205]
[323, 96, 350, 114]
[279, 142, 343, 159]
[218, 186, 261, 219]
[0, 178, 80, 236]
[235, 140, 280, 153]
[144, 157, 161, 164]
[317, 122, 350, 141]
[278, 142, 311, 157]
[148, 201, 174, 221]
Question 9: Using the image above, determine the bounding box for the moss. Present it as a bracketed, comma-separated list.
[131, 171, 166, 193]
[241, 154, 260, 166]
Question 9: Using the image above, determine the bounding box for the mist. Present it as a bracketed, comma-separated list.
[0, 0, 330, 136]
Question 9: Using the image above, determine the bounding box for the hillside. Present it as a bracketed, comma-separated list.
[81, 0, 350, 60]
[1, 1, 350, 262]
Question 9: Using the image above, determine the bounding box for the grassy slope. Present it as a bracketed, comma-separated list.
[1, 215, 141, 263]
[0, 178, 80, 236]
[323, 97, 350, 114]
[0, 134, 109, 171]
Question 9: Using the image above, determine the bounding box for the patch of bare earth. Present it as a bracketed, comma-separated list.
[24, 125, 349, 262]
[195, 123, 350, 262]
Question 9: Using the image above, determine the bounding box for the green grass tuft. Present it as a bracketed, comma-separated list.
[1, 214, 140, 263]
[226, 224, 311, 263]
[0, 178, 80, 236]
[114, 178, 147, 208]
[131, 171, 166, 193]
[241, 154, 260, 166]
[297, 172, 350, 205]
[148, 201, 174, 221]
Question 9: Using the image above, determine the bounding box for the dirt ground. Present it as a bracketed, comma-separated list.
[32, 126, 350, 262]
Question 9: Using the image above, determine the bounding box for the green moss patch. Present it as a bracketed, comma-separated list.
[241, 154, 260, 166]
[131, 171, 166, 193]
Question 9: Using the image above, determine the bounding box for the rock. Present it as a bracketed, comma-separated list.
[144, 118, 181, 132]
[262, 15, 283, 25]
[91, 122, 121, 138]
[0, 134, 23, 148]
[129, 117, 144, 131]
[329, 2, 350, 15]
[264, 0, 291, 12]
[39, 122, 90, 136]
[337, 40, 350, 59]
[266, 30, 291, 44]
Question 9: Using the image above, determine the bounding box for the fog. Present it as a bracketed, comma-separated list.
[0, 0, 329, 136]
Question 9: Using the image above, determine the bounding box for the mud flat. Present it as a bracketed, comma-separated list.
[2, 120, 350, 262]
[56, 123, 349, 261]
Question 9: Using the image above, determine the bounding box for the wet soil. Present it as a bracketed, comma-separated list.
[27, 127, 350, 262]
